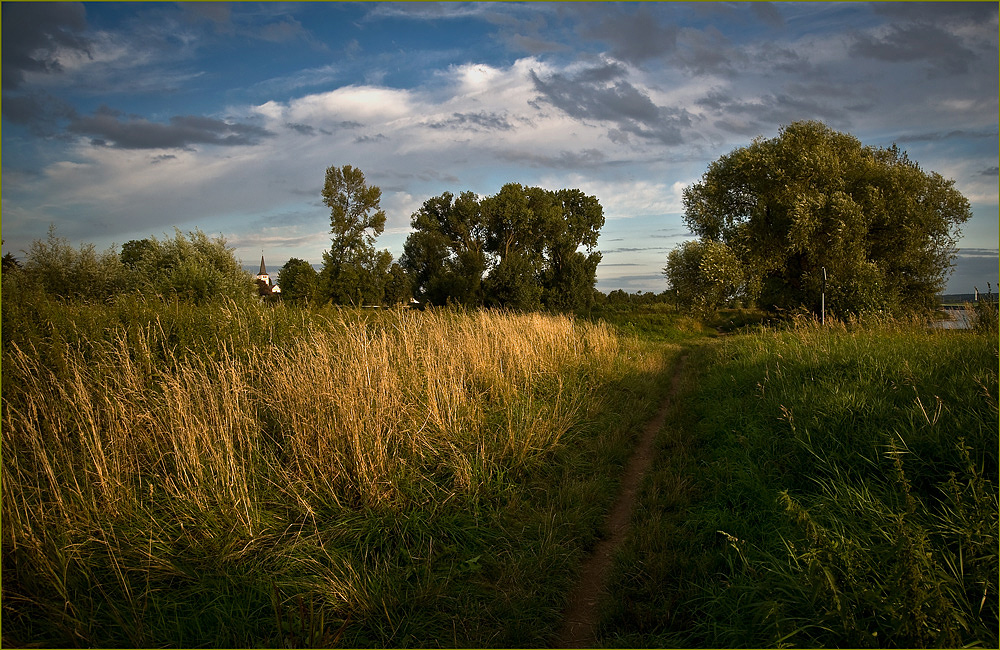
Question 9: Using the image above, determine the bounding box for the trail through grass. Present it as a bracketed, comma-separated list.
[602, 318, 998, 648]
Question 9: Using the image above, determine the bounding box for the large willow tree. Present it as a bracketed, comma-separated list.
[678, 121, 971, 315]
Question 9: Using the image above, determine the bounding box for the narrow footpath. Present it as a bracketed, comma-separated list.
[553, 353, 688, 649]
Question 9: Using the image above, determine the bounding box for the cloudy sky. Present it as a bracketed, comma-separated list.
[2, 1, 997, 294]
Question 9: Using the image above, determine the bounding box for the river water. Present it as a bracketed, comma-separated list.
[932, 308, 972, 330]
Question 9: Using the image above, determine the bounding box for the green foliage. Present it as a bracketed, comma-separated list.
[20, 225, 134, 300]
[4, 227, 252, 309]
[121, 229, 253, 302]
[276, 258, 317, 303]
[681, 121, 972, 316]
[402, 183, 605, 311]
[318, 164, 392, 305]
[382, 261, 413, 305]
[971, 299, 998, 333]
[603, 322, 998, 648]
[401, 190, 487, 306]
[663, 239, 744, 315]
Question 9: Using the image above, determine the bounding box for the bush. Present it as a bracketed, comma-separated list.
[124, 229, 253, 302]
[971, 299, 998, 333]
[19, 226, 134, 300]
[6, 227, 253, 305]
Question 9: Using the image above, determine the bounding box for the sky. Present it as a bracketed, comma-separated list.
[2, 1, 998, 294]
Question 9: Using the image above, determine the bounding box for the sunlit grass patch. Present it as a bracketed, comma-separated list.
[1, 299, 676, 647]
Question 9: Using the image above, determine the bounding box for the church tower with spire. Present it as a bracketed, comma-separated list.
[255, 254, 280, 297]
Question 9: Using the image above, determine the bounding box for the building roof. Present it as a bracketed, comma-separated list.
[258, 255, 267, 276]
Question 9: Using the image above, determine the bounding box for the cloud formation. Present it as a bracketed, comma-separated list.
[66, 107, 274, 149]
[1, 1, 996, 294]
[1, 2, 90, 89]
[530, 62, 690, 144]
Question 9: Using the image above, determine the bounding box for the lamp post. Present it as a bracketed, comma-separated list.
[821, 267, 827, 325]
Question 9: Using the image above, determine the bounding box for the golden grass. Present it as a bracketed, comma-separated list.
[2, 307, 623, 555]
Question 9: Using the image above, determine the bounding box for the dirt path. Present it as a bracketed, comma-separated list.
[553, 353, 688, 649]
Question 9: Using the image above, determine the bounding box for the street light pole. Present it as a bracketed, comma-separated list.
[822, 267, 827, 325]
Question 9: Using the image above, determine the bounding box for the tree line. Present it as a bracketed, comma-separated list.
[3, 121, 970, 319]
[278, 165, 605, 312]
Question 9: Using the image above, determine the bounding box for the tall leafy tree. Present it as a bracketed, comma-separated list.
[541, 189, 604, 311]
[318, 164, 388, 304]
[277, 258, 317, 303]
[481, 184, 548, 309]
[680, 121, 971, 315]
[402, 183, 606, 311]
[401, 191, 486, 306]
[663, 239, 743, 314]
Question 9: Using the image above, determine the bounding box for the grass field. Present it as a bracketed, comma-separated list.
[1, 296, 681, 647]
[2, 292, 996, 647]
[601, 317, 998, 648]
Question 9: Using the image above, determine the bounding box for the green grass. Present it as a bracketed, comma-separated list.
[6, 292, 994, 647]
[601, 319, 998, 648]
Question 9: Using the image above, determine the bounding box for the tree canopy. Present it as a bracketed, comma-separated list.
[277, 258, 317, 303]
[401, 183, 604, 310]
[673, 121, 972, 315]
[318, 164, 390, 305]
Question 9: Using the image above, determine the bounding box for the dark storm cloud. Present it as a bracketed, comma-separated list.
[673, 26, 740, 76]
[354, 133, 387, 144]
[284, 122, 334, 136]
[1, 91, 78, 135]
[67, 106, 274, 149]
[894, 129, 998, 143]
[980, 167, 999, 178]
[696, 90, 854, 135]
[871, 2, 998, 24]
[497, 148, 609, 170]
[427, 111, 514, 131]
[485, 8, 566, 55]
[750, 2, 785, 29]
[530, 63, 690, 145]
[850, 23, 978, 75]
[1, 2, 90, 90]
[580, 5, 679, 65]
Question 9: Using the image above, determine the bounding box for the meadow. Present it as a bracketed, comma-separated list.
[1, 294, 679, 647]
[602, 316, 998, 648]
[2, 288, 996, 647]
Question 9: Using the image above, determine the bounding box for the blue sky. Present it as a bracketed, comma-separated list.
[2, 1, 997, 294]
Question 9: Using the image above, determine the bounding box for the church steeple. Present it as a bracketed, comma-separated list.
[255, 254, 281, 298]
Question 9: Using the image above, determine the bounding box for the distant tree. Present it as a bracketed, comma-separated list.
[383, 262, 413, 305]
[119, 230, 251, 302]
[663, 239, 744, 314]
[401, 191, 487, 306]
[540, 188, 604, 311]
[120, 239, 156, 268]
[2, 252, 22, 275]
[401, 183, 606, 311]
[480, 183, 549, 309]
[21, 225, 132, 300]
[318, 164, 389, 304]
[681, 121, 972, 315]
[277, 258, 317, 303]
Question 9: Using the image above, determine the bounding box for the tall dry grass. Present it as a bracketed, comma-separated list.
[2, 303, 626, 645]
